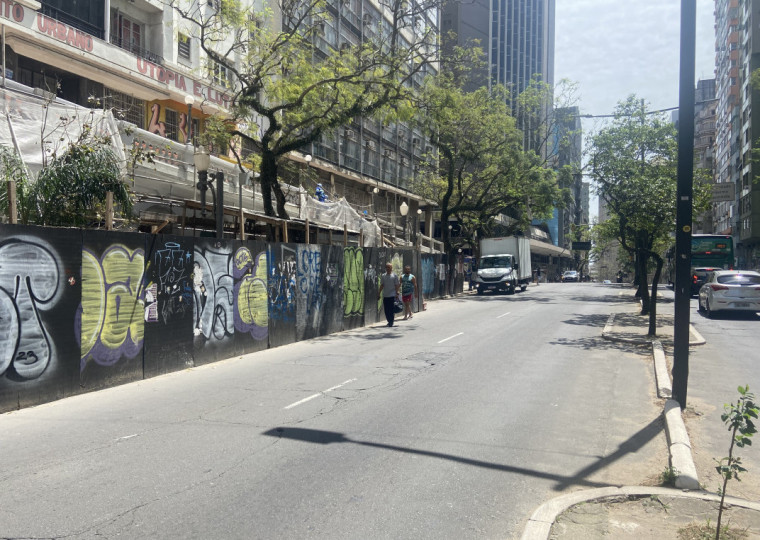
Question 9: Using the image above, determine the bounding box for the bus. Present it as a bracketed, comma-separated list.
[667, 234, 735, 293]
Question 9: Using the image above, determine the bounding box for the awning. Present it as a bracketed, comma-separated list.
[530, 239, 572, 258]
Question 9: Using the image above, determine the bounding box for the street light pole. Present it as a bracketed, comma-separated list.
[194, 145, 224, 240]
[184, 94, 194, 145]
[399, 201, 409, 244]
[672, 0, 697, 409]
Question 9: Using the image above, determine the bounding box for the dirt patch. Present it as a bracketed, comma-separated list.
[550, 495, 760, 540]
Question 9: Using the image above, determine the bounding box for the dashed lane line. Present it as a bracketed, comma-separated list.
[283, 378, 358, 410]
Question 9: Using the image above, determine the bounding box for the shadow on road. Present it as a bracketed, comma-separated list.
[548, 335, 644, 353]
[562, 313, 611, 328]
[263, 419, 663, 492]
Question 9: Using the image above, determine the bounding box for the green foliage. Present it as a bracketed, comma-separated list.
[589, 95, 711, 326]
[21, 128, 133, 227]
[170, 0, 437, 219]
[659, 466, 679, 486]
[411, 60, 568, 255]
[714, 386, 758, 539]
[0, 146, 31, 222]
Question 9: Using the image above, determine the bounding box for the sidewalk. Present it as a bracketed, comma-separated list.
[520, 287, 760, 540]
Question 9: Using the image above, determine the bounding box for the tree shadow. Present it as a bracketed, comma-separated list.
[548, 335, 644, 353]
[262, 417, 664, 492]
[562, 313, 611, 328]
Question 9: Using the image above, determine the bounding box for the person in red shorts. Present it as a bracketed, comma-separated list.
[400, 265, 417, 320]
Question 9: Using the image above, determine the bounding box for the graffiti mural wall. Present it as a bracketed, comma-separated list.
[232, 241, 268, 356]
[268, 243, 297, 348]
[342, 246, 364, 330]
[296, 244, 329, 340]
[143, 235, 194, 377]
[0, 224, 439, 413]
[362, 248, 379, 326]
[192, 239, 238, 364]
[0, 226, 81, 412]
[80, 231, 147, 389]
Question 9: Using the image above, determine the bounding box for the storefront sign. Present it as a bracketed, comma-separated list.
[136, 58, 231, 108]
[36, 14, 94, 52]
[0, 1, 25, 23]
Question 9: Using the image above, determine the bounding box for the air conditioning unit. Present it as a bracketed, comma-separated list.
[345, 129, 355, 139]
[365, 140, 376, 150]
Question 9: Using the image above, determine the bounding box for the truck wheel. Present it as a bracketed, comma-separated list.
[520, 284, 527, 292]
[477, 288, 484, 296]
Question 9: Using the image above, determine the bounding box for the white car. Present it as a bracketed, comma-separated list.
[698, 270, 760, 318]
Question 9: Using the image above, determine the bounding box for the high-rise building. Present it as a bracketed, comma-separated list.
[713, 0, 760, 268]
[693, 79, 717, 234]
[441, 0, 555, 107]
[549, 106, 582, 248]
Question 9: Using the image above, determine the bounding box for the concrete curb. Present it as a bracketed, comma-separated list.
[600, 312, 706, 346]
[664, 399, 700, 489]
[519, 486, 760, 540]
[651, 341, 672, 399]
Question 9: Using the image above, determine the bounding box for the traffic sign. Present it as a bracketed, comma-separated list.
[712, 182, 735, 203]
[572, 241, 591, 251]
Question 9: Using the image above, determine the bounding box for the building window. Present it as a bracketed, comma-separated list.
[178, 33, 191, 60]
[209, 59, 231, 88]
[164, 108, 179, 141]
[111, 11, 142, 54]
[103, 88, 145, 127]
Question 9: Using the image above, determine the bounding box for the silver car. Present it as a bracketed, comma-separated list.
[698, 270, 760, 318]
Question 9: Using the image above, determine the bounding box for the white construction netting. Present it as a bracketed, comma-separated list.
[1, 87, 123, 177]
[299, 191, 382, 247]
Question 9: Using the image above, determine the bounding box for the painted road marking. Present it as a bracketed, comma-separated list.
[437, 332, 463, 344]
[284, 378, 358, 410]
[497, 312, 512, 319]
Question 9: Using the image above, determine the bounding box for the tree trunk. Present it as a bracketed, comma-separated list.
[637, 247, 650, 315]
[260, 150, 277, 218]
[648, 255, 663, 337]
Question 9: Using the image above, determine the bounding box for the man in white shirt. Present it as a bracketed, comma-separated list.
[378, 262, 400, 327]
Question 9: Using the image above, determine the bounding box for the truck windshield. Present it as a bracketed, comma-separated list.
[480, 256, 512, 269]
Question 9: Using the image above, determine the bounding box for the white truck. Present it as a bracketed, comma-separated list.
[474, 236, 532, 295]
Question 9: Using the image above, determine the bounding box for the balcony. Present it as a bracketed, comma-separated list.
[39, 4, 105, 39]
[109, 36, 164, 65]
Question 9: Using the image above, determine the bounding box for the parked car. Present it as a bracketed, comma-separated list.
[692, 266, 721, 296]
[697, 270, 760, 318]
[562, 270, 579, 282]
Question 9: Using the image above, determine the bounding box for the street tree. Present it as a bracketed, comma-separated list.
[410, 62, 565, 280]
[170, 0, 438, 221]
[589, 95, 710, 334]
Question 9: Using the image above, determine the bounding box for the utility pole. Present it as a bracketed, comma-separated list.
[672, 0, 696, 409]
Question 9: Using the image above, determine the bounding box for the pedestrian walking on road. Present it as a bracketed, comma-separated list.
[378, 262, 400, 327]
[400, 265, 417, 320]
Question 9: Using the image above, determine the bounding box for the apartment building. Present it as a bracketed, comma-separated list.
[713, 0, 760, 268]
[1, 0, 437, 245]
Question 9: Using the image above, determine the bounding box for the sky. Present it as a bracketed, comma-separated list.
[554, 0, 716, 218]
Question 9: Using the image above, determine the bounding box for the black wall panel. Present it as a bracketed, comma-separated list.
[79, 230, 147, 390]
[143, 234, 195, 377]
[0, 225, 82, 412]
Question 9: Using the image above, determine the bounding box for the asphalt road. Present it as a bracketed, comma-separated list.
[685, 296, 760, 502]
[0, 283, 667, 540]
